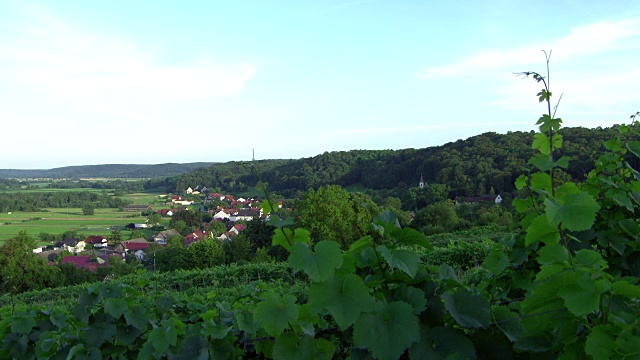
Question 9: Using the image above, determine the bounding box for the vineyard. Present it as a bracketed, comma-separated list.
[1, 63, 639, 359]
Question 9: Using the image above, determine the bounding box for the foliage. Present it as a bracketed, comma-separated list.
[0, 232, 61, 294]
[295, 185, 379, 248]
[2, 60, 639, 359]
[81, 203, 95, 215]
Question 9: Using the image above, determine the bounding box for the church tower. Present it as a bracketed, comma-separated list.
[419, 174, 424, 189]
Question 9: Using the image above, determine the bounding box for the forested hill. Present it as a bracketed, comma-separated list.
[155, 125, 637, 198]
[0, 162, 214, 179]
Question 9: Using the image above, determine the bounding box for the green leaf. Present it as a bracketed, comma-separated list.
[627, 141, 640, 158]
[531, 172, 552, 193]
[288, 241, 343, 282]
[574, 250, 607, 271]
[612, 280, 640, 299]
[483, 245, 510, 276]
[11, 314, 36, 335]
[273, 333, 335, 360]
[124, 305, 149, 331]
[260, 199, 279, 215]
[267, 215, 294, 229]
[443, 289, 490, 328]
[525, 214, 560, 246]
[586, 324, 616, 359]
[545, 192, 600, 231]
[201, 320, 232, 340]
[392, 285, 427, 315]
[558, 272, 610, 317]
[353, 302, 420, 360]
[308, 273, 374, 330]
[537, 243, 569, 265]
[377, 246, 420, 278]
[393, 227, 431, 249]
[104, 298, 128, 319]
[515, 175, 528, 191]
[254, 292, 298, 337]
[273, 228, 309, 251]
[528, 153, 555, 172]
[492, 306, 523, 342]
[606, 188, 635, 212]
[532, 133, 551, 155]
[347, 235, 373, 254]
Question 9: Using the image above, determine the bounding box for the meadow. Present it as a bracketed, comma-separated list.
[0, 191, 173, 242]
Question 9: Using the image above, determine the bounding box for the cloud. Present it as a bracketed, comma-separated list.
[0, 5, 256, 116]
[416, 17, 640, 79]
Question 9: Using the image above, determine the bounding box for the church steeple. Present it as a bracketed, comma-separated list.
[419, 174, 424, 189]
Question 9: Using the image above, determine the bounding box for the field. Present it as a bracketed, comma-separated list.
[0, 193, 174, 243]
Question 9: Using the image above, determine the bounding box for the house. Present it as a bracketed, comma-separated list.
[173, 200, 194, 206]
[171, 195, 182, 201]
[213, 210, 231, 220]
[209, 193, 225, 200]
[230, 224, 246, 235]
[62, 238, 86, 253]
[114, 238, 149, 257]
[85, 235, 108, 248]
[158, 209, 175, 217]
[61, 255, 108, 272]
[186, 187, 193, 194]
[457, 194, 503, 205]
[152, 229, 180, 244]
[123, 205, 152, 212]
[184, 230, 207, 246]
[230, 209, 262, 222]
[134, 223, 148, 229]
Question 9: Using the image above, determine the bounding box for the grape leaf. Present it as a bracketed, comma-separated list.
[545, 192, 600, 231]
[104, 298, 128, 319]
[353, 301, 420, 360]
[308, 273, 374, 330]
[442, 289, 490, 328]
[254, 292, 298, 337]
[377, 246, 420, 278]
[483, 245, 510, 276]
[525, 214, 560, 246]
[288, 241, 343, 282]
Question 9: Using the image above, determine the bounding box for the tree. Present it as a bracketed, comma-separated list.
[147, 213, 162, 226]
[82, 203, 95, 215]
[411, 200, 460, 235]
[295, 185, 379, 249]
[170, 209, 201, 228]
[0, 231, 61, 293]
[222, 235, 253, 264]
[186, 239, 226, 269]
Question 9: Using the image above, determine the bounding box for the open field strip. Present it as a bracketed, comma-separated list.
[1, 187, 112, 194]
[0, 208, 171, 243]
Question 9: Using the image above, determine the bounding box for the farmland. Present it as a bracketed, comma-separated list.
[0, 190, 172, 243]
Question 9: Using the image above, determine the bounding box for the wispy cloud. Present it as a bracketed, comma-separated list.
[0, 5, 256, 116]
[416, 17, 640, 79]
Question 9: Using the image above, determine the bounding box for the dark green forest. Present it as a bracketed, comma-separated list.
[152, 126, 634, 198]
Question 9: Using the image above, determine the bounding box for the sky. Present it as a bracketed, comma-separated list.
[1, 0, 639, 169]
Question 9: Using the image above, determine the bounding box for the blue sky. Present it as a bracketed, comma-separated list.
[1, 1, 639, 169]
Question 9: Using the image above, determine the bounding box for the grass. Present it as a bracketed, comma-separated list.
[0, 208, 171, 243]
[1, 187, 112, 194]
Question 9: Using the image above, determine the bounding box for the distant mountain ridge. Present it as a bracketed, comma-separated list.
[0, 163, 215, 179]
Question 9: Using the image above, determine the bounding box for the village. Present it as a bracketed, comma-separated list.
[32, 188, 281, 272]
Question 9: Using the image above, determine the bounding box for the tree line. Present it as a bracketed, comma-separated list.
[159, 126, 633, 200]
[0, 192, 130, 212]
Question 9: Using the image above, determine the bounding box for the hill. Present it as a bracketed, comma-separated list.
[157, 125, 637, 198]
[0, 162, 214, 179]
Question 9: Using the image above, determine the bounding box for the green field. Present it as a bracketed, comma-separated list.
[1, 187, 113, 194]
[0, 208, 171, 243]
